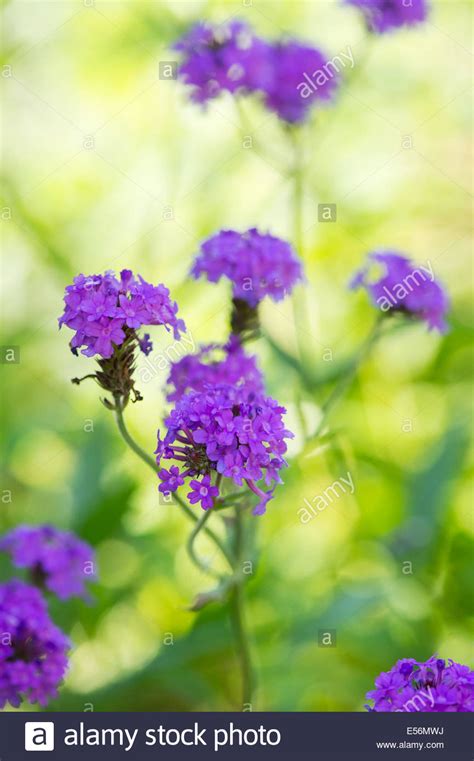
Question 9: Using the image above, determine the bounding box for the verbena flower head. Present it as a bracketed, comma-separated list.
[350, 251, 449, 332]
[192, 228, 303, 308]
[345, 0, 428, 34]
[0, 581, 69, 708]
[173, 20, 270, 103]
[261, 41, 339, 123]
[0, 525, 96, 602]
[366, 655, 474, 712]
[156, 383, 293, 515]
[165, 336, 265, 402]
[60, 269, 185, 404]
[59, 269, 184, 359]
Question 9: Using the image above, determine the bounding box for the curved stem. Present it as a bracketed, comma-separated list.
[113, 397, 233, 570]
[229, 506, 256, 708]
[187, 509, 223, 581]
[114, 399, 157, 471]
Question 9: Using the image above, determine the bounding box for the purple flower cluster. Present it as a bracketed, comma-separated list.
[366, 656, 474, 712]
[174, 21, 338, 123]
[166, 336, 265, 402]
[0, 581, 69, 709]
[345, 0, 428, 34]
[173, 21, 270, 104]
[192, 228, 303, 307]
[156, 383, 293, 514]
[59, 269, 185, 359]
[350, 251, 449, 332]
[262, 41, 338, 122]
[0, 525, 96, 602]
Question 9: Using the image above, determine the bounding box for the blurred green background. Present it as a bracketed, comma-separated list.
[1, 0, 472, 711]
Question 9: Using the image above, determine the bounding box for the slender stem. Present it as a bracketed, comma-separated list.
[114, 399, 157, 471]
[229, 506, 256, 708]
[314, 316, 383, 437]
[112, 397, 233, 570]
[289, 126, 312, 369]
[186, 509, 223, 581]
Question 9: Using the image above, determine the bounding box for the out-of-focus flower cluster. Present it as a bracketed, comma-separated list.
[0, 526, 96, 709]
[192, 228, 303, 307]
[0, 581, 70, 709]
[351, 251, 449, 332]
[156, 383, 293, 514]
[173, 20, 338, 122]
[59, 269, 185, 359]
[366, 656, 474, 712]
[166, 336, 265, 402]
[0, 525, 96, 602]
[345, 0, 428, 34]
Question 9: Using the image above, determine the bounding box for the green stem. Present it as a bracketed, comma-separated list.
[289, 126, 311, 368]
[314, 316, 383, 437]
[113, 397, 233, 570]
[186, 509, 223, 581]
[229, 506, 256, 708]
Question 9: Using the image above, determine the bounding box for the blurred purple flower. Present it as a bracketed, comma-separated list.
[350, 251, 449, 332]
[345, 0, 428, 34]
[166, 336, 265, 402]
[59, 269, 185, 359]
[173, 20, 271, 103]
[192, 228, 303, 307]
[0, 581, 69, 708]
[366, 655, 474, 712]
[173, 22, 339, 123]
[156, 383, 293, 515]
[0, 525, 96, 601]
[261, 41, 339, 123]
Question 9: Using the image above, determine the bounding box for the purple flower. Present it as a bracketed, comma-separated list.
[350, 251, 449, 332]
[366, 655, 474, 712]
[138, 333, 153, 355]
[59, 269, 185, 359]
[156, 383, 293, 515]
[192, 228, 303, 307]
[0, 525, 96, 601]
[0, 581, 70, 708]
[187, 475, 219, 510]
[166, 336, 265, 402]
[158, 465, 185, 494]
[173, 22, 338, 123]
[173, 20, 270, 104]
[345, 0, 428, 34]
[260, 41, 339, 123]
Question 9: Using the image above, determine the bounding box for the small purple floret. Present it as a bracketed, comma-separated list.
[187, 475, 220, 510]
